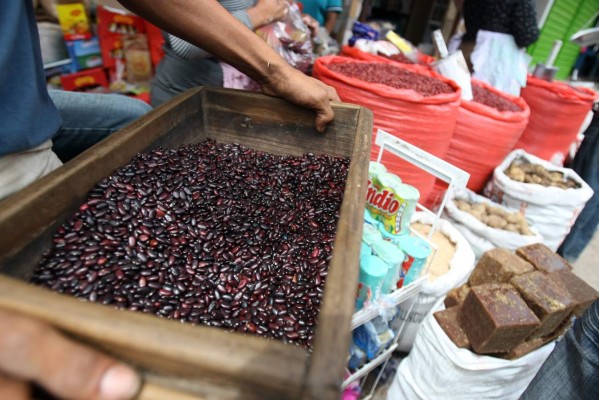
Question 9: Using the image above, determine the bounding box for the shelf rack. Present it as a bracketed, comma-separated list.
[345, 129, 469, 398]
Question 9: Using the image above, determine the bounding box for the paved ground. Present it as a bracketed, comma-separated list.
[573, 230, 599, 290]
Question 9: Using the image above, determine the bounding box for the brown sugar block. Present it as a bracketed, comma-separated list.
[434, 307, 470, 349]
[460, 284, 540, 354]
[469, 248, 535, 286]
[516, 243, 572, 273]
[549, 269, 599, 317]
[444, 284, 470, 308]
[542, 314, 574, 344]
[497, 338, 544, 360]
[510, 271, 574, 338]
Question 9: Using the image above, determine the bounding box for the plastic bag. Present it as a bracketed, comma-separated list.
[389, 301, 555, 400]
[515, 76, 597, 165]
[255, 1, 313, 73]
[484, 149, 594, 251]
[443, 188, 543, 259]
[444, 79, 530, 192]
[313, 56, 461, 200]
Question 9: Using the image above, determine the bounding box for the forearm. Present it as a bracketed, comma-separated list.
[118, 0, 289, 85]
[324, 12, 338, 33]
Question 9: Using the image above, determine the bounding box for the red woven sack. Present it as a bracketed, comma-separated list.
[446, 80, 530, 191]
[514, 76, 597, 164]
[313, 56, 461, 200]
[425, 80, 530, 208]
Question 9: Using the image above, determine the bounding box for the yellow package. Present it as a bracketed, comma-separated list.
[366, 171, 419, 235]
[56, 3, 91, 41]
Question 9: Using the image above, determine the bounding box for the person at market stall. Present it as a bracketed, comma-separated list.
[557, 106, 599, 262]
[0, 0, 339, 398]
[300, 0, 343, 34]
[459, 0, 539, 95]
[151, 0, 289, 106]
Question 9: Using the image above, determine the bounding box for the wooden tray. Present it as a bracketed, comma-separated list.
[0, 87, 372, 399]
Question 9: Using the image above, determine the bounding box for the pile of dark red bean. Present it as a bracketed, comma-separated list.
[31, 139, 349, 348]
[472, 84, 522, 113]
[328, 62, 454, 97]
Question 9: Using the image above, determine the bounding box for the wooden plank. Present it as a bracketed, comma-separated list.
[0, 276, 307, 399]
[0, 87, 372, 399]
[303, 108, 373, 400]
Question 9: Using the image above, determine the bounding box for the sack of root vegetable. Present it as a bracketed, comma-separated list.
[444, 188, 543, 259]
[485, 149, 593, 251]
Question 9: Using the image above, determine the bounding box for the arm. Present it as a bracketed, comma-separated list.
[119, 0, 338, 132]
[510, 0, 539, 48]
[324, 11, 338, 34]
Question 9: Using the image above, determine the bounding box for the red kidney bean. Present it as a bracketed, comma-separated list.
[327, 62, 454, 97]
[472, 84, 522, 112]
[31, 140, 349, 349]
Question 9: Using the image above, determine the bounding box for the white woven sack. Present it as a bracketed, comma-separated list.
[388, 302, 555, 400]
[484, 149, 594, 251]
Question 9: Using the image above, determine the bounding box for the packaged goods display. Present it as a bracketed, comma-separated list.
[460, 283, 540, 354]
[372, 239, 405, 294]
[398, 235, 431, 287]
[471, 84, 522, 113]
[356, 254, 388, 310]
[327, 62, 453, 97]
[468, 248, 534, 286]
[56, 3, 92, 41]
[504, 159, 581, 189]
[31, 140, 349, 348]
[510, 271, 574, 338]
[366, 165, 419, 236]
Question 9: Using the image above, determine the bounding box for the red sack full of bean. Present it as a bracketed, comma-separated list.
[313, 56, 460, 200]
[431, 80, 530, 201]
[341, 45, 432, 67]
[513, 76, 597, 165]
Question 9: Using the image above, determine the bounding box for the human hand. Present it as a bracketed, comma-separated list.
[261, 65, 340, 133]
[250, 0, 289, 28]
[301, 14, 319, 38]
[0, 309, 140, 400]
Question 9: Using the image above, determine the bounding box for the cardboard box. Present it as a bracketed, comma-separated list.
[56, 3, 92, 41]
[66, 37, 103, 72]
[60, 67, 109, 91]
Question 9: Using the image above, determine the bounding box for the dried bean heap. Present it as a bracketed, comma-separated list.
[380, 53, 414, 64]
[31, 140, 349, 348]
[472, 84, 522, 113]
[328, 62, 454, 97]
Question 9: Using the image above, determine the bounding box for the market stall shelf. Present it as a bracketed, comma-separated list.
[0, 87, 372, 400]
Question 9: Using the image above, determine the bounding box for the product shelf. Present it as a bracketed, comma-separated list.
[351, 275, 427, 329]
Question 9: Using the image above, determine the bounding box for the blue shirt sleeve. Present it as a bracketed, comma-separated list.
[327, 0, 343, 13]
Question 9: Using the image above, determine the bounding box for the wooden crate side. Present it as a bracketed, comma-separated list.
[0, 88, 203, 262]
[303, 108, 373, 399]
[0, 276, 307, 399]
[202, 88, 359, 157]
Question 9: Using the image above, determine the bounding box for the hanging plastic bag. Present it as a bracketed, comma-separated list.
[255, 1, 313, 73]
[484, 149, 594, 251]
[389, 301, 555, 400]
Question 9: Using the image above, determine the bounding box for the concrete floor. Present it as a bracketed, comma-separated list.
[573, 230, 599, 290]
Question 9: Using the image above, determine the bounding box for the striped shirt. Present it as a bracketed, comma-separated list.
[150, 0, 255, 106]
